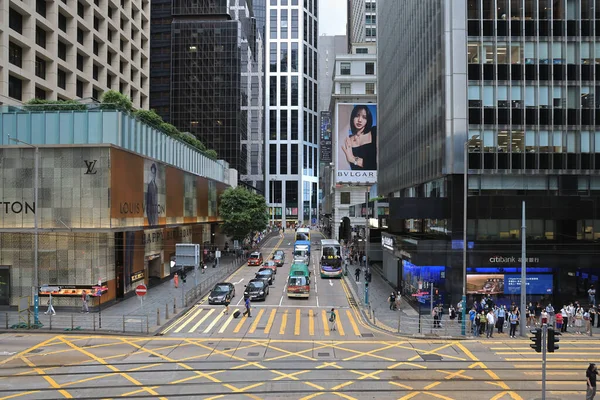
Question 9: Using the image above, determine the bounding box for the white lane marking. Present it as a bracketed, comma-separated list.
[329, 279, 333, 287]
[316, 296, 320, 308]
[279, 295, 284, 306]
[236, 295, 244, 306]
[234, 278, 244, 285]
[218, 309, 239, 333]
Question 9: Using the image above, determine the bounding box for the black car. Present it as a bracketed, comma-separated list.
[272, 250, 285, 267]
[208, 282, 235, 305]
[255, 268, 275, 286]
[244, 279, 269, 301]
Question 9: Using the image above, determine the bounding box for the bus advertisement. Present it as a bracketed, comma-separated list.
[320, 239, 342, 278]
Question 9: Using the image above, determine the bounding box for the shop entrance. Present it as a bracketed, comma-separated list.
[147, 255, 162, 288]
[0, 266, 10, 305]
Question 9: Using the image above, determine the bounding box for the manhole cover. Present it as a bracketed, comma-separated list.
[420, 354, 442, 361]
[29, 349, 44, 353]
[224, 347, 231, 350]
[247, 352, 260, 356]
[317, 352, 330, 357]
[361, 333, 374, 337]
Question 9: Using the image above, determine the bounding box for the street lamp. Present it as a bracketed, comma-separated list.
[8, 135, 40, 325]
[270, 179, 275, 227]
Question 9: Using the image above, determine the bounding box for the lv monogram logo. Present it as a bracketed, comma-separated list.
[84, 160, 98, 175]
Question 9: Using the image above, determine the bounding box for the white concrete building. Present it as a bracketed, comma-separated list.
[1, 0, 150, 107]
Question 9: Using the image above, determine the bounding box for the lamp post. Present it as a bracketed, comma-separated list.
[8, 136, 40, 325]
[461, 141, 468, 336]
[365, 187, 370, 271]
[270, 179, 275, 227]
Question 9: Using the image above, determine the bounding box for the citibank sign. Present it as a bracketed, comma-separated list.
[489, 256, 540, 264]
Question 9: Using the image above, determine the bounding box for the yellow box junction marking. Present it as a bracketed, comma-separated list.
[218, 309, 238, 334]
[189, 308, 215, 333]
[248, 309, 265, 334]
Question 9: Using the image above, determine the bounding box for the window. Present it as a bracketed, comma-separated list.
[280, 110, 288, 140]
[8, 42, 22, 68]
[365, 62, 375, 75]
[270, 43, 277, 72]
[291, 110, 298, 140]
[108, 6, 113, 18]
[94, 16, 100, 31]
[58, 13, 68, 32]
[35, 57, 46, 79]
[35, 87, 46, 100]
[93, 64, 99, 80]
[93, 40, 99, 55]
[36, 26, 47, 48]
[8, 76, 23, 100]
[92, 88, 100, 100]
[340, 83, 351, 94]
[77, 54, 84, 71]
[356, 47, 368, 54]
[291, 144, 298, 174]
[107, 29, 113, 42]
[269, 144, 277, 174]
[291, 42, 298, 72]
[340, 62, 351, 75]
[107, 51, 113, 65]
[9, 9, 23, 34]
[77, 1, 84, 17]
[76, 79, 84, 97]
[106, 73, 112, 88]
[280, 9, 288, 39]
[269, 110, 277, 139]
[280, 144, 288, 174]
[36, 0, 47, 17]
[77, 28, 85, 44]
[270, 9, 277, 39]
[340, 192, 351, 204]
[58, 69, 67, 89]
[291, 9, 298, 38]
[280, 42, 288, 72]
[280, 76, 287, 106]
[366, 15, 376, 24]
[291, 76, 298, 106]
[366, 27, 376, 37]
[366, 82, 375, 95]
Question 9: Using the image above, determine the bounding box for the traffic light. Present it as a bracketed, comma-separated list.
[530, 329, 542, 353]
[547, 328, 561, 352]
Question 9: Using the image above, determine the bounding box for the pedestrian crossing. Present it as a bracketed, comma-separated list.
[167, 306, 363, 337]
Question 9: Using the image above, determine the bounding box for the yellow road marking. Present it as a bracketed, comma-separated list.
[389, 381, 413, 390]
[334, 310, 345, 336]
[20, 357, 73, 399]
[0, 391, 42, 400]
[189, 308, 215, 333]
[248, 309, 265, 333]
[233, 315, 248, 333]
[174, 307, 203, 333]
[295, 309, 301, 335]
[398, 393, 421, 400]
[264, 309, 277, 334]
[0, 335, 59, 367]
[309, 309, 314, 336]
[57, 337, 165, 399]
[321, 309, 330, 336]
[203, 309, 226, 333]
[346, 310, 361, 336]
[424, 382, 441, 390]
[218, 309, 238, 334]
[280, 310, 288, 335]
[120, 386, 160, 397]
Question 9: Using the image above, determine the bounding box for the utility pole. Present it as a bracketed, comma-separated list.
[462, 141, 468, 335]
[520, 201, 527, 337]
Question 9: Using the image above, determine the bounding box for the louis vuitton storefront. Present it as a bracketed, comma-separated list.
[0, 145, 228, 307]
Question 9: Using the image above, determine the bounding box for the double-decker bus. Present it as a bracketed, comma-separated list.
[319, 239, 342, 278]
[295, 227, 310, 242]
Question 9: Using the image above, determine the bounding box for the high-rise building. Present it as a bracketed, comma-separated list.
[378, 0, 600, 308]
[265, 0, 319, 227]
[150, 0, 263, 177]
[347, 0, 376, 50]
[317, 35, 347, 112]
[1, 0, 150, 107]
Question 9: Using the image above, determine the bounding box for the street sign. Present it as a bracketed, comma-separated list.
[40, 286, 61, 293]
[135, 284, 147, 297]
[175, 244, 200, 268]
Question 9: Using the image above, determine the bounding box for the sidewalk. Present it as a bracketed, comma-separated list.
[0, 232, 279, 335]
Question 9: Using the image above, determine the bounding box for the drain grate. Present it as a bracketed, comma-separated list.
[224, 347, 231, 351]
[247, 352, 260, 356]
[317, 352, 330, 357]
[361, 333, 374, 338]
[420, 354, 442, 361]
[29, 348, 44, 353]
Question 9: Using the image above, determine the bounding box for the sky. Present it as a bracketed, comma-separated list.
[318, 0, 347, 36]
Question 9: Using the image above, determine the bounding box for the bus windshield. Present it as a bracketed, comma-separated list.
[288, 276, 307, 286]
[295, 233, 309, 241]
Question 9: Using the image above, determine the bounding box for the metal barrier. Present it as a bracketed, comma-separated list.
[1, 312, 150, 334]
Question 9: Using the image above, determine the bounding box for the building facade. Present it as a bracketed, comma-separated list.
[1, 0, 150, 107]
[378, 0, 600, 310]
[347, 0, 376, 50]
[0, 108, 232, 307]
[149, 0, 263, 179]
[265, 0, 319, 227]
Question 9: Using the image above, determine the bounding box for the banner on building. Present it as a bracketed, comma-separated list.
[335, 104, 377, 184]
[319, 111, 332, 163]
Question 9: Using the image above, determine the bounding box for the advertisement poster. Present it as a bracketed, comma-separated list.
[466, 274, 504, 295]
[504, 274, 553, 295]
[320, 111, 332, 163]
[336, 104, 378, 184]
[144, 160, 166, 226]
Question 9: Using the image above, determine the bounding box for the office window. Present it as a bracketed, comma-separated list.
[93, 64, 99, 80]
[107, 51, 113, 65]
[77, 1, 84, 17]
[77, 28, 84, 44]
[340, 62, 351, 75]
[366, 82, 375, 95]
[58, 13, 68, 32]
[366, 15, 376, 24]
[35, 87, 47, 100]
[365, 62, 375, 75]
[36, 0, 47, 17]
[291, 42, 298, 72]
[57, 69, 67, 89]
[269, 144, 277, 174]
[93, 40, 99, 56]
[286, 180, 298, 204]
[280, 144, 288, 174]
[9, 9, 23, 34]
[270, 76, 276, 106]
[108, 6, 113, 18]
[291, 110, 298, 140]
[76, 79, 84, 97]
[340, 83, 351, 94]
[291, 76, 298, 106]
[291, 144, 298, 174]
[280, 9, 288, 39]
[270, 110, 277, 139]
[356, 47, 368, 54]
[340, 192, 351, 204]
[270, 43, 277, 72]
[107, 29, 113, 42]
[94, 16, 100, 31]
[270, 9, 277, 39]
[291, 9, 298, 38]
[9, 42, 23, 67]
[106, 73, 112, 88]
[35, 57, 46, 79]
[280, 42, 288, 72]
[8, 76, 23, 100]
[280, 76, 287, 106]
[36, 26, 47, 48]
[77, 54, 84, 71]
[280, 110, 288, 140]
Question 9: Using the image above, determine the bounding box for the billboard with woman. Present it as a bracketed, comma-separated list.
[336, 103, 378, 184]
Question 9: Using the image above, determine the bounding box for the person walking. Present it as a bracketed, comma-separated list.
[560, 305, 569, 332]
[223, 298, 230, 315]
[486, 309, 495, 338]
[388, 292, 397, 310]
[44, 294, 56, 316]
[587, 363, 598, 400]
[354, 267, 361, 282]
[243, 296, 252, 318]
[174, 272, 179, 288]
[329, 308, 337, 331]
[81, 290, 89, 313]
[509, 309, 518, 338]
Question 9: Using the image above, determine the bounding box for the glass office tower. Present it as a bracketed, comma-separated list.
[378, 0, 600, 309]
[265, 0, 319, 227]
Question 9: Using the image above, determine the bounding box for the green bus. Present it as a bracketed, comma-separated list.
[287, 263, 311, 298]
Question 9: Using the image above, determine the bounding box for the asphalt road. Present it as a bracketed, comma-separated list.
[159, 231, 366, 340]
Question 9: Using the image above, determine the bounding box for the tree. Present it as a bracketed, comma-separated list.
[101, 90, 133, 112]
[134, 109, 164, 128]
[219, 187, 268, 241]
[204, 149, 218, 159]
[24, 99, 87, 111]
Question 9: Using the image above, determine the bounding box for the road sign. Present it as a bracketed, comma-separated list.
[135, 284, 147, 297]
[175, 244, 200, 268]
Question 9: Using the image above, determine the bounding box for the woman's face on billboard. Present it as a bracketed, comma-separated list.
[352, 108, 367, 133]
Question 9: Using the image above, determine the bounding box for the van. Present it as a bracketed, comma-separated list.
[287, 263, 311, 298]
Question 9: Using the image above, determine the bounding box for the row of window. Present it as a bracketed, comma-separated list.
[468, 63, 600, 81]
[340, 61, 375, 75]
[268, 144, 317, 176]
[269, 42, 299, 72]
[468, 41, 600, 65]
[268, 76, 317, 111]
[468, 0, 600, 20]
[268, 109, 318, 145]
[468, 130, 600, 153]
[339, 82, 376, 95]
[468, 85, 599, 108]
[467, 19, 600, 37]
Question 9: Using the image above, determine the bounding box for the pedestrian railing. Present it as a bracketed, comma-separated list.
[1, 312, 151, 334]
